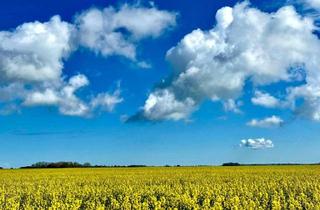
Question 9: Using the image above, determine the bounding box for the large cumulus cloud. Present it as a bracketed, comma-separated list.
[0, 16, 73, 83]
[0, 16, 121, 116]
[133, 1, 320, 122]
[0, 4, 176, 117]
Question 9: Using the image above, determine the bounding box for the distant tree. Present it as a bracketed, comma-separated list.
[83, 162, 91, 167]
[46, 162, 82, 168]
[21, 161, 85, 169]
[31, 162, 50, 168]
[222, 162, 241, 166]
[127, 165, 147, 167]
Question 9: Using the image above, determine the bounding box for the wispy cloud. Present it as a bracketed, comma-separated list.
[247, 116, 284, 128]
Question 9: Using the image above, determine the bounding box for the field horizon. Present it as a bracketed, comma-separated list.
[2, 161, 320, 169]
[1, 165, 319, 209]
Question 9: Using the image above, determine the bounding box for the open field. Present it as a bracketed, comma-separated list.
[0, 166, 320, 209]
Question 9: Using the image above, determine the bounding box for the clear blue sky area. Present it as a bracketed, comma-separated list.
[0, 0, 319, 168]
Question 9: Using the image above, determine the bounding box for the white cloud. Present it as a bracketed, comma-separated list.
[0, 15, 74, 82]
[251, 90, 281, 108]
[23, 74, 90, 116]
[0, 15, 95, 117]
[90, 89, 123, 112]
[142, 89, 196, 121]
[134, 1, 320, 121]
[240, 138, 274, 149]
[137, 61, 152, 69]
[24, 88, 60, 106]
[223, 99, 242, 113]
[216, 6, 234, 29]
[75, 4, 176, 60]
[110, 5, 177, 39]
[23, 74, 123, 117]
[0, 3, 175, 117]
[58, 74, 90, 116]
[247, 115, 284, 128]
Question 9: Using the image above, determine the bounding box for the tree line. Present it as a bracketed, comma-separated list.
[222, 162, 320, 166]
[0, 162, 319, 169]
[19, 162, 148, 169]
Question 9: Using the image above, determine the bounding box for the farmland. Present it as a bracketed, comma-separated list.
[0, 166, 319, 209]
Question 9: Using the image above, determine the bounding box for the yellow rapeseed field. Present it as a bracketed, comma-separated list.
[0, 166, 319, 209]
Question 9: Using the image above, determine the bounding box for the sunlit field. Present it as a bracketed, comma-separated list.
[0, 166, 319, 209]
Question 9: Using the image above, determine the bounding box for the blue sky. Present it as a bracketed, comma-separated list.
[1, 0, 320, 168]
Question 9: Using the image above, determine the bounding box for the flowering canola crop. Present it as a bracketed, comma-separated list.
[0, 166, 319, 209]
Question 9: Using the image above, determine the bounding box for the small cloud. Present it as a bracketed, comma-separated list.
[246, 115, 284, 128]
[240, 138, 274, 149]
[129, 89, 196, 121]
[90, 89, 123, 112]
[223, 99, 242, 113]
[137, 61, 152, 69]
[251, 90, 281, 108]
